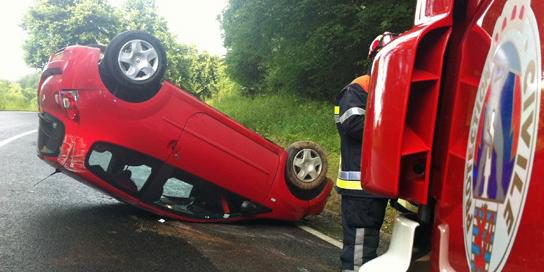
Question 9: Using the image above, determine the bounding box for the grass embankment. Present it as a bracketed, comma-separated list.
[208, 91, 342, 216]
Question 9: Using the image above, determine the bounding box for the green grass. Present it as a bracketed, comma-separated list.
[207, 91, 342, 215]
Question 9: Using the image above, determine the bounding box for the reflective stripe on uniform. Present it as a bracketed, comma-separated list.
[336, 170, 362, 190]
[339, 170, 361, 181]
[353, 228, 365, 270]
[336, 179, 362, 190]
[334, 106, 340, 115]
[336, 107, 365, 124]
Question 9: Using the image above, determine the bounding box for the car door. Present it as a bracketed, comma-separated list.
[168, 111, 281, 204]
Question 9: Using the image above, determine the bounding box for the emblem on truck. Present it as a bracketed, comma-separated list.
[463, 1, 541, 271]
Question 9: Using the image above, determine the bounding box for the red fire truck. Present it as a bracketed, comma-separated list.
[359, 0, 543, 271]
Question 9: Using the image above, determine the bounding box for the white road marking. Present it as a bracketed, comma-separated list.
[0, 130, 38, 149]
[297, 224, 342, 249]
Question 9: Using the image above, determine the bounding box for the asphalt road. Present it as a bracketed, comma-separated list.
[0, 111, 339, 272]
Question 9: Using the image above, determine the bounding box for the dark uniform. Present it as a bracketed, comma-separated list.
[335, 75, 388, 272]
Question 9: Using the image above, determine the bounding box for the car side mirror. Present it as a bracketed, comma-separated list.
[240, 201, 258, 215]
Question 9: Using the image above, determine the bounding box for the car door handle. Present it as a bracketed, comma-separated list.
[167, 140, 181, 160]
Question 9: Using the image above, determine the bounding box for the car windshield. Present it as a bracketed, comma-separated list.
[86, 143, 269, 219]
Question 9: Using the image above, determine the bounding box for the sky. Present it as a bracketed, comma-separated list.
[0, 0, 228, 82]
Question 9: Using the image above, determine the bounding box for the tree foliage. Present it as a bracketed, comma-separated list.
[21, 0, 221, 99]
[0, 75, 40, 111]
[21, 0, 121, 69]
[221, 0, 416, 99]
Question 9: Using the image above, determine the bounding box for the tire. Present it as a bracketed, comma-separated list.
[285, 141, 328, 190]
[99, 31, 167, 103]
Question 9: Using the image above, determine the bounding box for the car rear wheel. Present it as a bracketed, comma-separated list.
[285, 141, 328, 190]
[99, 31, 167, 103]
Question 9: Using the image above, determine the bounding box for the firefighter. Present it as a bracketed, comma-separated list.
[335, 32, 397, 272]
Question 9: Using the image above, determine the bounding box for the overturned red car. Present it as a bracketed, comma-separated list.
[36, 31, 332, 222]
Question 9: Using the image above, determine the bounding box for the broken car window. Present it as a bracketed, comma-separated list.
[86, 143, 159, 194]
[86, 142, 270, 219]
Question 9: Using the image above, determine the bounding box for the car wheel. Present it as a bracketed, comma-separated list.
[285, 141, 328, 190]
[99, 31, 167, 102]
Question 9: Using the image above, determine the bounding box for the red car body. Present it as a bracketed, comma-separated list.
[37, 45, 332, 222]
[361, 0, 543, 271]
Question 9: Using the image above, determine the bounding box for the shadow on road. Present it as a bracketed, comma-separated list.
[20, 203, 219, 272]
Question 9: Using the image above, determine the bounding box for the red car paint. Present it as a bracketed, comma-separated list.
[361, 0, 543, 271]
[37, 46, 332, 223]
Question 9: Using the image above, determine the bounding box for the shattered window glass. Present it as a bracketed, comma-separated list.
[87, 143, 160, 195]
[88, 150, 112, 172]
[127, 165, 152, 191]
[163, 178, 193, 198]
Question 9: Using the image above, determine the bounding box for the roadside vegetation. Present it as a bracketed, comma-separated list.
[221, 0, 416, 100]
[0, 73, 39, 111]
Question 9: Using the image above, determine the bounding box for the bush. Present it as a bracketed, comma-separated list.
[0, 80, 37, 111]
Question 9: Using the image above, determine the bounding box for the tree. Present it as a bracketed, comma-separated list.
[190, 53, 222, 99]
[21, 0, 222, 99]
[116, 0, 222, 99]
[221, 0, 416, 100]
[0, 80, 36, 111]
[18, 72, 41, 102]
[18, 72, 40, 90]
[22, 0, 121, 69]
[221, 0, 269, 95]
[0, 80, 9, 109]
